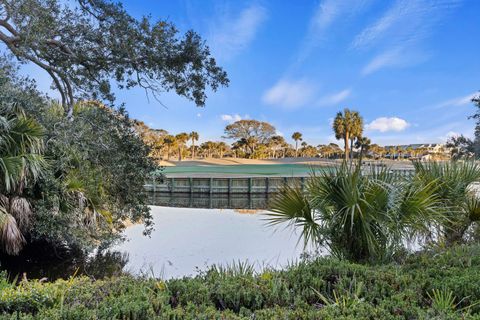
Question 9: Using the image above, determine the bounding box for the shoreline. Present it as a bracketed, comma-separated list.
[159, 157, 414, 167]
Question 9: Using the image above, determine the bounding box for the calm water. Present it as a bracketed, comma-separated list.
[115, 206, 308, 279]
[1, 197, 310, 280]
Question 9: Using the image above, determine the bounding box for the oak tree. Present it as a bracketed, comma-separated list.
[0, 0, 229, 117]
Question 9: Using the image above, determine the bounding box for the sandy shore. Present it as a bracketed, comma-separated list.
[158, 157, 414, 169]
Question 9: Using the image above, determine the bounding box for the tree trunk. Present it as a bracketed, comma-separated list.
[295, 141, 298, 157]
[192, 140, 195, 159]
[178, 146, 182, 161]
[350, 138, 354, 160]
[344, 134, 349, 160]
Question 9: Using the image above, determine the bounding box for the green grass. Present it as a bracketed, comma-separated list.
[163, 164, 331, 176]
[2, 244, 480, 319]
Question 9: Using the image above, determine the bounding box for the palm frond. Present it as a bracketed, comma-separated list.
[267, 163, 447, 262]
[266, 184, 321, 247]
[9, 196, 33, 231]
[0, 207, 25, 255]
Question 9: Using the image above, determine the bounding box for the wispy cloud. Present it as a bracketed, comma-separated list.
[297, 0, 371, 63]
[220, 114, 249, 123]
[262, 79, 317, 109]
[366, 117, 410, 132]
[317, 89, 352, 106]
[356, 0, 462, 74]
[209, 4, 267, 61]
[353, 0, 461, 49]
[431, 92, 478, 109]
[361, 48, 428, 75]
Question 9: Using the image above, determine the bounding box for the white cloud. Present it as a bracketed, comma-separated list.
[210, 4, 267, 61]
[262, 79, 316, 108]
[355, 0, 462, 75]
[361, 47, 428, 75]
[220, 114, 249, 123]
[432, 92, 477, 109]
[317, 89, 351, 106]
[352, 0, 461, 49]
[362, 48, 402, 75]
[366, 117, 410, 132]
[297, 0, 371, 63]
[310, 0, 341, 31]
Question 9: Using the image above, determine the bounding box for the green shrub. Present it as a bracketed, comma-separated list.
[2, 244, 480, 319]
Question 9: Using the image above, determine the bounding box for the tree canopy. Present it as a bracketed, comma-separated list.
[333, 109, 363, 160]
[0, 0, 229, 116]
[0, 68, 156, 256]
[224, 120, 276, 157]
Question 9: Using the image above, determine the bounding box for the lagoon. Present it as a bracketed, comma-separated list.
[115, 206, 308, 279]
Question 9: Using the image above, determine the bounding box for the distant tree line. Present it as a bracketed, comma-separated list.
[138, 95, 480, 163]
[135, 117, 462, 162]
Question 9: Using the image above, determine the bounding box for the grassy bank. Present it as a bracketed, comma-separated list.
[1, 245, 480, 319]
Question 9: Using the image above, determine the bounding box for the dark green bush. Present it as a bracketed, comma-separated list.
[2, 245, 480, 319]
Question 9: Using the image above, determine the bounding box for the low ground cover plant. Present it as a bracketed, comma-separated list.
[1, 244, 480, 319]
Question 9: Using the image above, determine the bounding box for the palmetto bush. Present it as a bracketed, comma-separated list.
[0, 102, 47, 254]
[414, 161, 480, 244]
[267, 164, 442, 262]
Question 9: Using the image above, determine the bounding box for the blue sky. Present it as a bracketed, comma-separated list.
[24, 0, 480, 146]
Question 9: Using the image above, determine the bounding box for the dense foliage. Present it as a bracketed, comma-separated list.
[224, 120, 277, 158]
[0, 65, 155, 256]
[268, 164, 442, 262]
[414, 161, 480, 245]
[1, 244, 480, 319]
[25, 101, 156, 250]
[0, 0, 228, 116]
[0, 97, 47, 255]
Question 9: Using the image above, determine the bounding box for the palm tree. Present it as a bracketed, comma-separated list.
[414, 161, 480, 245]
[163, 135, 176, 160]
[355, 136, 371, 160]
[300, 141, 308, 157]
[292, 132, 302, 157]
[0, 103, 47, 255]
[388, 146, 396, 160]
[189, 131, 199, 159]
[349, 112, 363, 159]
[216, 142, 228, 158]
[175, 133, 189, 161]
[333, 109, 363, 160]
[268, 135, 285, 159]
[201, 141, 216, 158]
[397, 146, 404, 160]
[267, 163, 441, 262]
[406, 146, 414, 159]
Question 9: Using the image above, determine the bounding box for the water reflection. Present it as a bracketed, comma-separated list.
[0, 241, 129, 281]
[0, 194, 295, 281]
[145, 192, 271, 209]
[116, 206, 304, 279]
